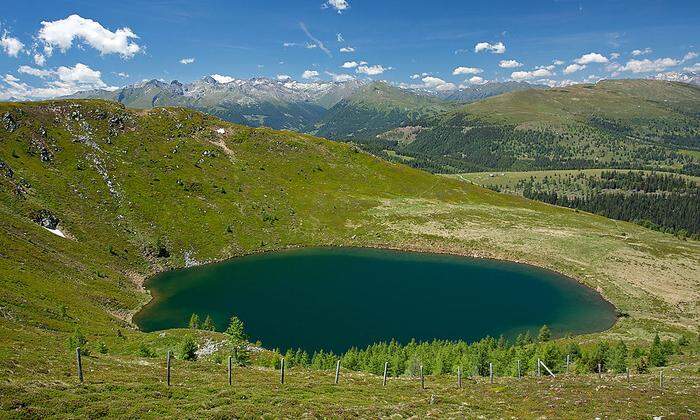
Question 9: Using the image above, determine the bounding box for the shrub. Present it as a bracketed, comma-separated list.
[96, 341, 108, 355]
[68, 328, 89, 355]
[178, 335, 198, 361]
[138, 343, 155, 358]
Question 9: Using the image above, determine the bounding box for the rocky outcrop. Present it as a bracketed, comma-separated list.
[32, 210, 59, 230]
[2, 112, 18, 132]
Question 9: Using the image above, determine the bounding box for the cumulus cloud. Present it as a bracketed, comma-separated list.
[37, 14, 141, 58]
[276, 74, 292, 81]
[1, 63, 113, 100]
[356, 64, 391, 75]
[179, 57, 195, 64]
[621, 57, 679, 73]
[683, 62, 700, 72]
[511, 68, 554, 81]
[33, 53, 46, 66]
[564, 63, 586, 74]
[326, 71, 355, 82]
[467, 76, 486, 85]
[341, 61, 358, 68]
[474, 41, 505, 54]
[452, 66, 482, 75]
[552, 59, 565, 66]
[609, 52, 620, 59]
[499, 60, 523, 68]
[683, 52, 698, 62]
[339, 46, 355, 53]
[420, 76, 456, 91]
[574, 52, 609, 65]
[210, 74, 235, 83]
[652, 71, 697, 83]
[631, 48, 652, 56]
[116, 72, 129, 78]
[1, 31, 24, 57]
[302, 70, 320, 79]
[322, 0, 350, 13]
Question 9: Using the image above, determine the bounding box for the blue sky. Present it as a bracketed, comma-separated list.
[1, 0, 698, 98]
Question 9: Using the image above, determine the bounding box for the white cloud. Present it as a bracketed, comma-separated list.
[210, 74, 235, 83]
[467, 76, 486, 85]
[116, 72, 129, 78]
[300, 22, 331, 57]
[652, 71, 697, 83]
[302, 70, 319, 79]
[33, 53, 46, 66]
[631, 48, 652, 56]
[37, 14, 141, 58]
[323, 0, 350, 13]
[305, 43, 317, 49]
[609, 52, 620, 59]
[356, 64, 391, 75]
[552, 59, 565, 66]
[621, 57, 679, 73]
[283, 42, 299, 47]
[536, 78, 576, 88]
[341, 61, 358, 68]
[574, 52, 609, 64]
[511, 68, 553, 81]
[179, 57, 195, 64]
[339, 46, 355, 53]
[410, 74, 421, 79]
[683, 52, 698, 62]
[420, 76, 456, 91]
[276, 74, 292, 81]
[683, 62, 700, 72]
[326, 71, 355, 82]
[18, 65, 53, 77]
[452, 66, 482, 75]
[537, 64, 556, 71]
[336, 33, 344, 43]
[1, 63, 113, 100]
[1, 31, 24, 57]
[499, 60, 523, 68]
[474, 41, 505, 54]
[564, 63, 586, 74]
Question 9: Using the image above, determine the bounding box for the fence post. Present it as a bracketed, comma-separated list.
[489, 362, 494, 384]
[228, 356, 232, 386]
[517, 359, 521, 379]
[537, 358, 541, 378]
[659, 370, 663, 388]
[566, 354, 570, 373]
[458, 366, 462, 388]
[420, 365, 425, 389]
[76, 347, 83, 383]
[626, 367, 630, 386]
[166, 351, 171, 387]
[383, 361, 388, 387]
[280, 358, 285, 384]
[335, 360, 340, 384]
[597, 363, 601, 379]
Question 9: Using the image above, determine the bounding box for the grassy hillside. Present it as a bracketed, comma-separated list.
[0, 100, 698, 416]
[310, 81, 455, 139]
[370, 80, 700, 174]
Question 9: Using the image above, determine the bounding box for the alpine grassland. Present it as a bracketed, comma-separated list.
[0, 100, 698, 417]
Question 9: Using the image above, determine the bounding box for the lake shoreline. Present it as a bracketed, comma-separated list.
[133, 242, 619, 347]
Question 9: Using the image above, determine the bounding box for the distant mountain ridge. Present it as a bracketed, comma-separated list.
[67, 76, 367, 131]
[443, 81, 547, 102]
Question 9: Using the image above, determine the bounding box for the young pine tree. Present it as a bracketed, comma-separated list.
[538, 325, 551, 343]
[202, 315, 215, 331]
[188, 313, 200, 329]
[178, 334, 198, 361]
[609, 340, 628, 373]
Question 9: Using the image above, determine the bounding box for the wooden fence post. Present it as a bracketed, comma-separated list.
[335, 360, 340, 384]
[457, 366, 462, 388]
[659, 370, 663, 388]
[517, 359, 521, 379]
[228, 356, 232, 386]
[280, 358, 285, 384]
[537, 358, 541, 378]
[76, 347, 83, 383]
[566, 354, 570, 373]
[383, 362, 388, 387]
[489, 362, 494, 384]
[420, 365, 425, 389]
[626, 367, 630, 386]
[597, 363, 601, 379]
[166, 351, 171, 387]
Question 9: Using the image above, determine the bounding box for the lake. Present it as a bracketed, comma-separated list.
[134, 247, 617, 353]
